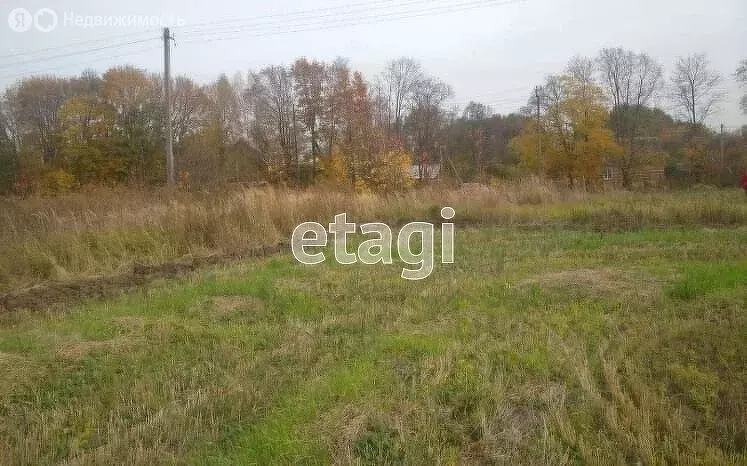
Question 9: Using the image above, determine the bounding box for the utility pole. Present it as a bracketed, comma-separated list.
[163, 27, 175, 187]
[535, 86, 542, 172]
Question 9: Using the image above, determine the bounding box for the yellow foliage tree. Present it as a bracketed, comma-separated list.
[321, 146, 352, 189]
[366, 149, 414, 192]
[509, 121, 541, 172]
[512, 74, 623, 189]
[321, 146, 413, 193]
[58, 96, 126, 185]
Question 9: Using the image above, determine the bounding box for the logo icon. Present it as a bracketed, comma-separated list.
[34, 8, 58, 32]
[8, 8, 32, 32]
[7, 8, 58, 32]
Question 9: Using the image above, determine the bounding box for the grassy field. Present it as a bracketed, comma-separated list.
[0, 192, 745, 463]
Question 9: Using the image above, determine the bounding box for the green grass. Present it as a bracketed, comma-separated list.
[0, 225, 746, 464]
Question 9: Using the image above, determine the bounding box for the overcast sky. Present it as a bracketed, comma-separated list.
[1, 0, 745, 128]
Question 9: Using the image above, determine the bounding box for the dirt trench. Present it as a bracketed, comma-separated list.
[0, 243, 286, 313]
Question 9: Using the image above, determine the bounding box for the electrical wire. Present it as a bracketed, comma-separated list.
[181, 0, 425, 33]
[0, 0, 525, 82]
[0, 37, 159, 71]
[0, 29, 160, 62]
[180, 0, 525, 44]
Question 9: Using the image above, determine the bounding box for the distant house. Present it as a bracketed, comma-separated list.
[603, 135, 666, 188]
[602, 164, 665, 186]
[410, 162, 441, 181]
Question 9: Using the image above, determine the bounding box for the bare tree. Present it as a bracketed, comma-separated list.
[0, 99, 18, 193]
[293, 58, 325, 179]
[1, 87, 21, 153]
[369, 78, 389, 133]
[462, 101, 492, 121]
[171, 76, 208, 147]
[598, 48, 634, 109]
[323, 57, 352, 157]
[231, 72, 252, 141]
[246, 66, 297, 179]
[566, 56, 596, 100]
[380, 57, 423, 137]
[407, 78, 452, 180]
[670, 54, 723, 125]
[632, 53, 662, 107]
[597, 48, 663, 187]
[10, 76, 68, 164]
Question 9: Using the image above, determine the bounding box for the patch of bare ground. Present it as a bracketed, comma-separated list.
[112, 316, 148, 331]
[187, 295, 267, 321]
[56, 336, 141, 359]
[516, 268, 661, 302]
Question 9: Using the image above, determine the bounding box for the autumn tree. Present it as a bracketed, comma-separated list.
[322, 68, 373, 188]
[670, 54, 723, 125]
[341, 72, 375, 184]
[57, 89, 124, 185]
[366, 148, 414, 192]
[101, 66, 163, 184]
[319, 68, 412, 191]
[512, 68, 621, 188]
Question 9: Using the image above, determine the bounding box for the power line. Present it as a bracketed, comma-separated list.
[0, 0, 525, 82]
[181, 0, 434, 36]
[181, 0, 525, 44]
[181, 0, 427, 33]
[0, 38, 158, 71]
[0, 29, 160, 62]
[189, 0, 524, 41]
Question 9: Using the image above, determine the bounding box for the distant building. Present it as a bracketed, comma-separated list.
[602, 135, 666, 188]
[410, 162, 441, 181]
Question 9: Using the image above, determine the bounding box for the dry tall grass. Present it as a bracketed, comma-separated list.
[1, 179, 745, 293]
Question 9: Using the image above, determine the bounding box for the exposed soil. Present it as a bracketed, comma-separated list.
[0, 243, 286, 313]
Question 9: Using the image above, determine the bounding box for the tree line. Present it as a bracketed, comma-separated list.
[0, 51, 745, 194]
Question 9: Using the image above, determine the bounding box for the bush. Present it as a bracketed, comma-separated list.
[41, 169, 77, 194]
